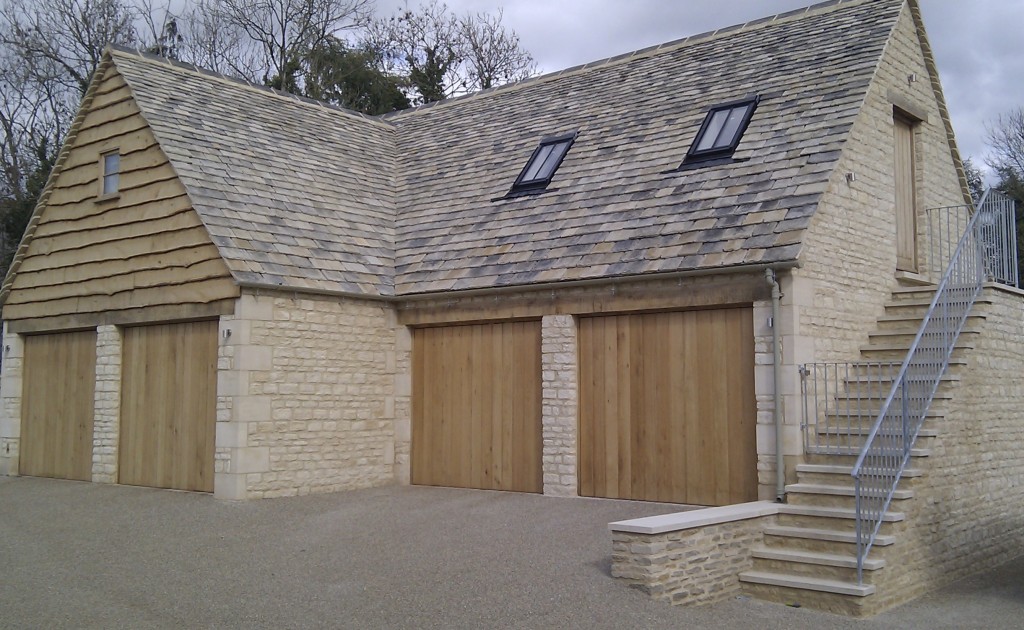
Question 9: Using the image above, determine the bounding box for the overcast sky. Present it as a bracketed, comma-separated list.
[383, 0, 1023, 182]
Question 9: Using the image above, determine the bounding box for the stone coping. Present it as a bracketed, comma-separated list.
[608, 501, 780, 535]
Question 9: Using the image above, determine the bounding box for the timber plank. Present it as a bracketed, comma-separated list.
[19, 330, 97, 481]
[119, 320, 217, 492]
[577, 307, 757, 506]
[411, 321, 541, 493]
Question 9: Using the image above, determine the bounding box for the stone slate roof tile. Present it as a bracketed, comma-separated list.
[111, 48, 398, 296]
[101, 0, 905, 298]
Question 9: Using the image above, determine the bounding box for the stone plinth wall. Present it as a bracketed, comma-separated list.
[610, 503, 779, 606]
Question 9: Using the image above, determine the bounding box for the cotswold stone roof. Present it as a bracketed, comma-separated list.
[60, 0, 912, 297]
[111, 49, 398, 296]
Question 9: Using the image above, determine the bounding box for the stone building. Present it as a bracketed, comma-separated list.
[2, 0, 1022, 616]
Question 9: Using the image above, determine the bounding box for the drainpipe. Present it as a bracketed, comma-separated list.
[765, 268, 786, 502]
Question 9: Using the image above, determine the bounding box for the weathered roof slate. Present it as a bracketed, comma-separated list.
[97, 0, 906, 298]
[111, 49, 399, 296]
[388, 0, 904, 293]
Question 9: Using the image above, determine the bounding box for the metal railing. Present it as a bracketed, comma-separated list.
[850, 189, 1017, 583]
[927, 194, 1019, 286]
[800, 189, 1018, 585]
[801, 362, 902, 454]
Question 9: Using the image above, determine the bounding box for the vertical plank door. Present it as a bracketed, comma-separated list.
[20, 330, 97, 481]
[119, 320, 218, 492]
[894, 114, 918, 272]
[578, 308, 757, 506]
[412, 321, 542, 493]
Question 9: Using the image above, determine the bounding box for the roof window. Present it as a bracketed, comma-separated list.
[685, 96, 759, 162]
[512, 132, 576, 192]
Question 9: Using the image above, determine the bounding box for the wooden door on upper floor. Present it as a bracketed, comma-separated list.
[894, 114, 918, 272]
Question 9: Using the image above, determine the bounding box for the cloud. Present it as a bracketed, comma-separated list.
[406, 0, 1024, 182]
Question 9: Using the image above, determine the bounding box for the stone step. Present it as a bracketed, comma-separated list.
[884, 294, 992, 309]
[875, 313, 986, 329]
[779, 504, 906, 523]
[796, 463, 923, 478]
[859, 339, 975, 353]
[751, 548, 886, 571]
[840, 372, 961, 388]
[828, 390, 953, 407]
[763, 525, 896, 547]
[738, 571, 875, 597]
[866, 329, 979, 347]
[815, 427, 938, 439]
[785, 483, 914, 500]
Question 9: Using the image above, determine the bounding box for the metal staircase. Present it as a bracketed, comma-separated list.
[739, 190, 1018, 613]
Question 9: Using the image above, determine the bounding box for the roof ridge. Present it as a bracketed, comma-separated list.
[106, 45, 397, 130]
[384, 0, 888, 119]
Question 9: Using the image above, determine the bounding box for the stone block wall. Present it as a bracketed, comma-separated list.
[611, 506, 778, 606]
[216, 290, 409, 499]
[541, 314, 577, 496]
[798, 2, 968, 365]
[866, 285, 1024, 612]
[0, 323, 23, 475]
[91, 325, 121, 482]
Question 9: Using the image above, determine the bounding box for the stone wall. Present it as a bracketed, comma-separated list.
[217, 290, 409, 499]
[541, 314, 577, 496]
[91, 325, 121, 482]
[611, 504, 779, 606]
[865, 285, 1024, 613]
[0, 323, 22, 475]
[797, 2, 968, 365]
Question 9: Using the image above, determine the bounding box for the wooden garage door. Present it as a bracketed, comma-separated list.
[119, 320, 217, 492]
[412, 321, 542, 493]
[579, 308, 757, 506]
[20, 330, 97, 481]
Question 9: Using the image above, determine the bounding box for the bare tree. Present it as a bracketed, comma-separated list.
[0, 0, 139, 95]
[987, 108, 1024, 187]
[369, 0, 536, 104]
[204, 0, 373, 90]
[460, 8, 534, 91]
[178, 0, 263, 81]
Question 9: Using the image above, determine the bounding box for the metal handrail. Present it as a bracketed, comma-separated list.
[849, 189, 1016, 583]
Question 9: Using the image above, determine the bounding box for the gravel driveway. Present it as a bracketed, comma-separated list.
[1, 477, 1021, 629]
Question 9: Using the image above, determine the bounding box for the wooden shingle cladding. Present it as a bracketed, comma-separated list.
[2, 64, 238, 325]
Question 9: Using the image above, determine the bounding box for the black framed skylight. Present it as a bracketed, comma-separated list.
[685, 96, 759, 163]
[511, 132, 577, 192]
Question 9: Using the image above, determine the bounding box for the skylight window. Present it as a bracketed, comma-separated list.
[512, 132, 577, 192]
[686, 96, 759, 162]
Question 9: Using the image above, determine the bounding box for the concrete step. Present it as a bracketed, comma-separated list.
[738, 570, 875, 597]
[763, 525, 896, 547]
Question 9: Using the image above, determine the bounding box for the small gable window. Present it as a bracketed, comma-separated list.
[686, 96, 759, 162]
[512, 132, 577, 192]
[100, 151, 120, 196]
